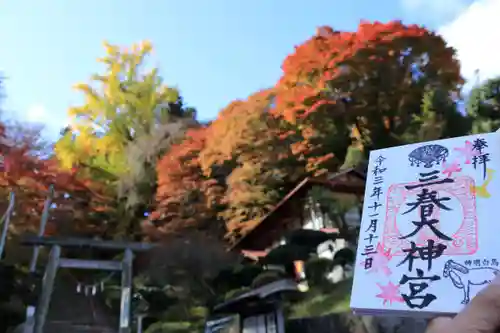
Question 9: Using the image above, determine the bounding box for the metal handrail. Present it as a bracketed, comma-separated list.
[29, 184, 54, 272]
[0, 192, 15, 259]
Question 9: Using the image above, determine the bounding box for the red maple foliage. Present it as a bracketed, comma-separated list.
[0, 123, 112, 236]
[148, 127, 224, 239]
[273, 20, 462, 157]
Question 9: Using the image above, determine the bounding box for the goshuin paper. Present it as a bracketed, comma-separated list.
[350, 132, 500, 316]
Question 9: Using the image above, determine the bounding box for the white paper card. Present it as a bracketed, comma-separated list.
[350, 132, 500, 316]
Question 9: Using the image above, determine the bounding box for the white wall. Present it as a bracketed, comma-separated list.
[269, 194, 360, 284]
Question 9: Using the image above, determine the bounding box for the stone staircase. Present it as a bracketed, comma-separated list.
[43, 271, 118, 333]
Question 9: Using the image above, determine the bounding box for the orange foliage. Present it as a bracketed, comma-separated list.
[202, 91, 299, 228]
[149, 127, 224, 238]
[201, 89, 282, 170]
[155, 127, 207, 201]
[149, 21, 464, 242]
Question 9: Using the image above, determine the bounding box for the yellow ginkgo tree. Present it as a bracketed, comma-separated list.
[55, 40, 196, 237]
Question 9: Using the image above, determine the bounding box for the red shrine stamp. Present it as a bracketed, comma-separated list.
[382, 175, 478, 256]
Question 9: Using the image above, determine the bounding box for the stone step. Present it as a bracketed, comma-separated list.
[44, 321, 117, 333]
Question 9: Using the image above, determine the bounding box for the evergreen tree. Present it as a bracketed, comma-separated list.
[468, 76, 500, 133]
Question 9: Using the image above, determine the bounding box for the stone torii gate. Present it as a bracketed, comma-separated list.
[20, 235, 155, 333]
[0, 185, 157, 333]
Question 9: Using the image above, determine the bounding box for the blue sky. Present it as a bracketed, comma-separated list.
[0, 0, 494, 140]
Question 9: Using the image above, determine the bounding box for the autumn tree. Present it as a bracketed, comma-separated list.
[0, 120, 111, 239]
[199, 22, 471, 243]
[151, 89, 298, 241]
[4, 121, 52, 158]
[151, 21, 474, 246]
[151, 89, 314, 242]
[147, 127, 223, 239]
[200, 89, 312, 241]
[273, 21, 468, 172]
[55, 41, 196, 238]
